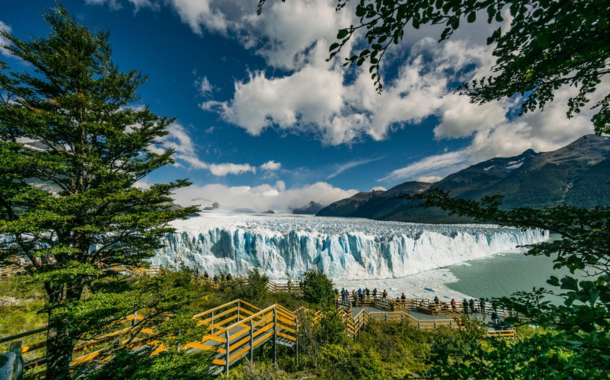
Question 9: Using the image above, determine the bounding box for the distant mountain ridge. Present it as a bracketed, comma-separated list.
[316, 134, 610, 223]
[292, 201, 324, 215]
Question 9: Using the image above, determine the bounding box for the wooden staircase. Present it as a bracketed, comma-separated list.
[186, 300, 298, 375]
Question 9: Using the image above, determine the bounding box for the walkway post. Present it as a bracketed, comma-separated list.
[225, 330, 230, 376]
[237, 300, 241, 322]
[133, 307, 138, 327]
[249, 319, 254, 362]
[273, 308, 277, 365]
[295, 317, 299, 367]
[211, 311, 215, 334]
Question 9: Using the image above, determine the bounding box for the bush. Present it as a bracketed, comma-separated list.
[301, 269, 334, 307]
[318, 344, 389, 380]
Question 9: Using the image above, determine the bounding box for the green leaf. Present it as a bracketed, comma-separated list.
[337, 29, 349, 39]
[329, 43, 340, 52]
[467, 12, 476, 23]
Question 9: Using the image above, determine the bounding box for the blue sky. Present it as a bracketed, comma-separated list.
[1, 0, 599, 211]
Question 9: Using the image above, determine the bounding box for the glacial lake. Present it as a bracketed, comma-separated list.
[447, 234, 590, 302]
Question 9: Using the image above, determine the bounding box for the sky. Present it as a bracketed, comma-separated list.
[1, 0, 603, 212]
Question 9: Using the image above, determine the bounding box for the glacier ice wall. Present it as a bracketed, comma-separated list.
[151, 213, 549, 280]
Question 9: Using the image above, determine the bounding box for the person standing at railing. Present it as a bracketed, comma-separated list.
[341, 288, 345, 304]
[434, 296, 440, 305]
[469, 299, 475, 314]
[382, 289, 387, 300]
[373, 288, 377, 299]
[365, 287, 370, 298]
[451, 298, 456, 311]
[463, 299, 469, 315]
[358, 288, 363, 306]
[491, 311, 499, 324]
[203, 271, 209, 278]
[479, 299, 486, 314]
[352, 290, 357, 306]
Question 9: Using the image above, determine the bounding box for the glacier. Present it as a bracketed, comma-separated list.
[151, 213, 549, 280]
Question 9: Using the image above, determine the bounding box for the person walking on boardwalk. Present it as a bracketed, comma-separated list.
[451, 298, 456, 311]
[365, 287, 370, 297]
[400, 293, 406, 306]
[479, 298, 486, 314]
[469, 299, 475, 314]
[358, 288, 363, 306]
[463, 299, 469, 315]
[382, 289, 388, 300]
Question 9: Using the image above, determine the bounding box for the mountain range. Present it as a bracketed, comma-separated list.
[317, 134, 610, 223]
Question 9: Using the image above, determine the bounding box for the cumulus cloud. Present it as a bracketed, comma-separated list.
[260, 160, 281, 171]
[202, 38, 496, 145]
[208, 163, 256, 176]
[170, 180, 358, 212]
[371, 186, 386, 191]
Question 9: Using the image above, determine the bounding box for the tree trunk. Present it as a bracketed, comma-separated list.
[45, 323, 76, 380]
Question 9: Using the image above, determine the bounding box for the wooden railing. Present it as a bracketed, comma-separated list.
[266, 281, 303, 296]
[0, 311, 158, 380]
[0, 264, 21, 281]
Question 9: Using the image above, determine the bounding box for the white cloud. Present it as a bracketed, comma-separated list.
[380, 150, 468, 183]
[416, 176, 443, 183]
[371, 186, 386, 192]
[208, 163, 256, 176]
[202, 38, 497, 146]
[0, 21, 13, 57]
[85, 0, 122, 10]
[195, 76, 214, 97]
[170, 180, 358, 212]
[327, 157, 383, 179]
[260, 160, 281, 171]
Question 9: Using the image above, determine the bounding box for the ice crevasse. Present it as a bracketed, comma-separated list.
[151, 213, 549, 280]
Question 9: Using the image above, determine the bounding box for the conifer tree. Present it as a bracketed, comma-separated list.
[0, 4, 198, 378]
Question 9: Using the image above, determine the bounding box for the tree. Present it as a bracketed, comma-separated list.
[405, 189, 610, 379]
[259, 0, 610, 134]
[0, 4, 198, 379]
[301, 269, 335, 307]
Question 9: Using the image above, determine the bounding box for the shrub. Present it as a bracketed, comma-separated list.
[301, 269, 334, 307]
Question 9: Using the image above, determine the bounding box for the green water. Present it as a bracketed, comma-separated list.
[447, 234, 586, 301]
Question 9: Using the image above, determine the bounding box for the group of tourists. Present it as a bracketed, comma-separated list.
[196, 269, 232, 283]
[339, 287, 391, 305]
